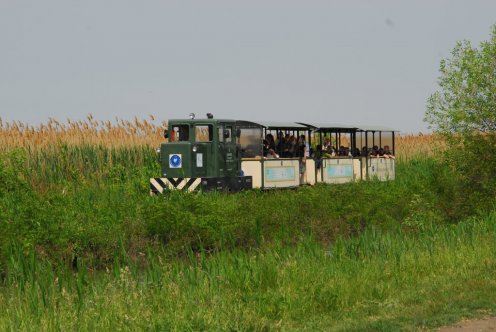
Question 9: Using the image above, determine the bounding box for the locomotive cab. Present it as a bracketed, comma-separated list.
[152, 117, 251, 193]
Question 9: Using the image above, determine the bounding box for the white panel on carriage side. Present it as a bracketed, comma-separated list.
[305, 159, 316, 185]
[316, 167, 323, 183]
[353, 158, 362, 181]
[241, 159, 262, 188]
[263, 159, 300, 188]
[368, 158, 380, 179]
[361, 157, 368, 180]
[322, 158, 355, 184]
[368, 158, 395, 181]
[386, 159, 395, 180]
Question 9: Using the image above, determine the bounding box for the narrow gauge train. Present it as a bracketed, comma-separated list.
[150, 114, 396, 194]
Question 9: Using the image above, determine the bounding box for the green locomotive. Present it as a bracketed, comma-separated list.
[151, 114, 255, 193]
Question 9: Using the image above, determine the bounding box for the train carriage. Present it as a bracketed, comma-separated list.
[150, 114, 396, 194]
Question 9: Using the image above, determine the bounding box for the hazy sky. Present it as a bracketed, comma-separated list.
[1, 1, 495, 133]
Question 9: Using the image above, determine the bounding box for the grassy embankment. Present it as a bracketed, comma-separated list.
[0, 117, 495, 331]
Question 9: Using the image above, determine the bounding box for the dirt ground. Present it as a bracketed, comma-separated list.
[438, 317, 496, 331]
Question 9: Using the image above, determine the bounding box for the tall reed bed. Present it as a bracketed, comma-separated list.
[0, 116, 442, 193]
[0, 114, 165, 150]
[1, 116, 440, 159]
[395, 133, 445, 162]
[1, 210, 495, 331]
[0, 116, 441, 185]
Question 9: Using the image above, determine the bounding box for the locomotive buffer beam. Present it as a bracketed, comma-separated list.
[150, 176, 252, 194]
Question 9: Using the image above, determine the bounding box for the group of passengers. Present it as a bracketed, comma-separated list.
[363, 145, 395, 159]
[263, 133, 308, 175]
[319, 137, 355, 157]
[263, 133, 309, 159]
[262, 132, 395, 161]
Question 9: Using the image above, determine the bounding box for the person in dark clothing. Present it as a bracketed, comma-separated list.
[297, 135, 307, 178]
[263, 139, 279, 158]
[276, 131, 285, 157]
[370, 145, 379, 157]
[361, 146, 368, 157]
[266, 133, 276, 151]
[314, 144, 323, 169]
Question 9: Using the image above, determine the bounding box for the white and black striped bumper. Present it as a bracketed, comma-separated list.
[150, 176, 252, 194]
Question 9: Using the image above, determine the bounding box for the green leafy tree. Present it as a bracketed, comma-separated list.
[425, 25, 496, 207]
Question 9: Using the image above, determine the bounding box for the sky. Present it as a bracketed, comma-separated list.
[1, 1, 495, 133]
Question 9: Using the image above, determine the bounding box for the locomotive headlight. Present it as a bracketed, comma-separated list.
[192, 145, 198, 152]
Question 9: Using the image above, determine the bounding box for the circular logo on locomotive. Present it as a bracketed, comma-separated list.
[169, 154, 182, 168]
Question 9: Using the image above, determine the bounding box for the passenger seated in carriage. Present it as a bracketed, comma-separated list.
[352, 147, 361, 157]
[323, 137, 332, 151]
[383, 145, 395, 159]
[362, 146, 368, 157]
[265, 133, 276, 151]
[322, 142, 336, 156]
[263, 139, 279, 159]
[370, 145, 379, 157]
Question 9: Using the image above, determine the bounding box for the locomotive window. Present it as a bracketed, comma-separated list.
[195, 125, 213, 142]
[225, 127, 232, 143]
[218, 127, 224, 142]
[171, 125, 189, 142]
[218, 126, 233, 143]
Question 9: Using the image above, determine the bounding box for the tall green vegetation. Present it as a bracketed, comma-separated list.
[0, 145, 475, 269]
[426, 25, 496, 205]
[1, 140, 496, 330]
[2, 211, 496, 331]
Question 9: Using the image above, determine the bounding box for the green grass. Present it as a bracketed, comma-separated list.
[1, 145, 496, 330]
[1, 211, 496, 331]
[0, 146, 476, 264]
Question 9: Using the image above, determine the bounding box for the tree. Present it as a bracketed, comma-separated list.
[425, 25, 496, 205]
[426, 25, 496, 133]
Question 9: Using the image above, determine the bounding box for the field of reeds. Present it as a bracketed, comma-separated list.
[0, 115, 442, 192]
[0, 115, 165, 150]
[0, 116, 494, 331]
[0, 115, 441, 153]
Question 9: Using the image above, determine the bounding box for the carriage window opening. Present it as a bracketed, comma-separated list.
[366, 132, 374, 149]
[195, 125, 213, 142]
[171, 125, 189, 142]
[380, 132, 393, 151]
[239, 127, 263, 158]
